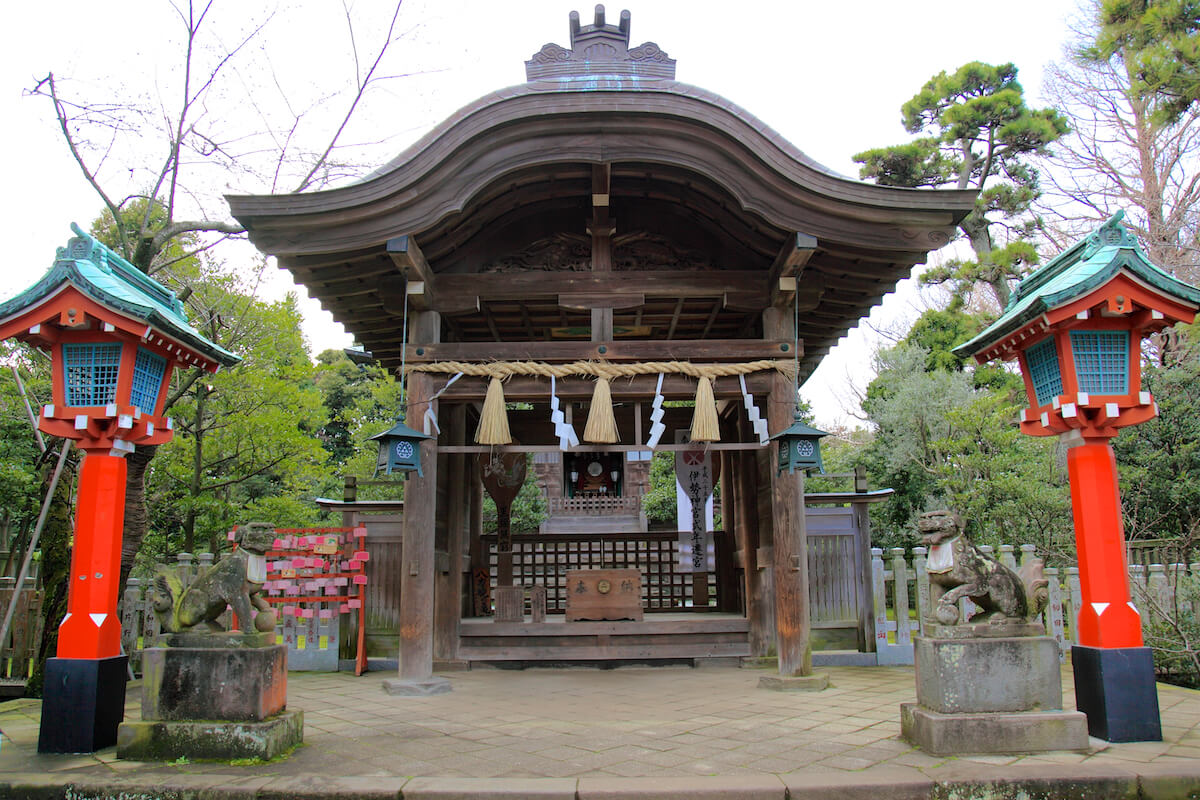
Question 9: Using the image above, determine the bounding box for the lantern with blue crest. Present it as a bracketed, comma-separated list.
[365, 273, 429, 476]
[369, 414, 430, 476]
[772, 413, 829, 475]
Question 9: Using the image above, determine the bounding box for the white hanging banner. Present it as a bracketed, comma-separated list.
[645, 373, 666, 448]
[674, 443, 715, 573]
[549, 375, 580, 451]
[422, 372, 463, 436]
[739, 374, 769, 445]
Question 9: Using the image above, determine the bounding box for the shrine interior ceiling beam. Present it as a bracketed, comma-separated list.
[431, 270, 770, 312]
[402, 338, 797, 364]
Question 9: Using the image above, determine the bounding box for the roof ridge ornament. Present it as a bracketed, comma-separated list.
[525, 5, 676, 82]
[58, 222, 187, 317]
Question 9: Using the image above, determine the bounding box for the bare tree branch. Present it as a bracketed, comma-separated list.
[293, 1, 405, 193]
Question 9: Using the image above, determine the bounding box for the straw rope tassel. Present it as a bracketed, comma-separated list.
[583, 378, 619, 443]
[475, 377, 512, 444]
[690, 376, 720, 442]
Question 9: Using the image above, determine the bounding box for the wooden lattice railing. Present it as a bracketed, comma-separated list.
[548, 496, 641, 516]
[482, 531, 721, 613]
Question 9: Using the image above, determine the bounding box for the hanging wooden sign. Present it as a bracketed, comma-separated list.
[478, 448, 527, 597]
[674, 445, 715, 574]
[479, 449, 527, 551]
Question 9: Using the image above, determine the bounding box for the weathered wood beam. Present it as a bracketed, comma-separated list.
[769, 232, 819, 284]
[387, 235, 436, 311]
[519, 302, 537, 339]
[482, 306, 502, 342]
[700, 299, 722, 339]
[666, 298, 684, 340]
[434, 271, 768, 303]
[404, 339, 795, 364]
[558, 293, 645, 311]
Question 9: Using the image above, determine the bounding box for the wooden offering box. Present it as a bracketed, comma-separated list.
[564, 568, 643, 622]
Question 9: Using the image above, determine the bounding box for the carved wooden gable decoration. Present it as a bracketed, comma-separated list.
[525, 7, 676, 81]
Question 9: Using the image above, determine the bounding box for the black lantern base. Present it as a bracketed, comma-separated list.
[38, 655, 128, 753]
[1071, 645, 1161, 742]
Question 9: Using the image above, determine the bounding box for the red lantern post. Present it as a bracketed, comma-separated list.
[957, 212, 1200, 742]
[0, 226, 237, 753]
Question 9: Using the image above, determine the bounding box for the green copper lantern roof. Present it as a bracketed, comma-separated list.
[368, 415, 431, 443]
[0, 224, 239, 367]
[954, 211, 1200, 359]
[769, 416, 830, 442]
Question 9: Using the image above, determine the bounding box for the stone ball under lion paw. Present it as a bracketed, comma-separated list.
[254, 610, 277, 632]
[934, 603, 960, 625]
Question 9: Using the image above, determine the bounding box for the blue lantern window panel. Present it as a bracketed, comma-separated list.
[130, 348, 167, 413]
[1025, 337, 1063, 406]
[1071, 330, 1129, 395]
[63, 343, 123, 406]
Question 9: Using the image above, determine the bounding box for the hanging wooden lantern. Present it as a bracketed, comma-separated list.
[369, 415, 431, 477]
[772, 414, 829, 475]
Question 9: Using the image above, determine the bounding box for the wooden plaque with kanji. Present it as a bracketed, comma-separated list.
[564, 568, 643, 622]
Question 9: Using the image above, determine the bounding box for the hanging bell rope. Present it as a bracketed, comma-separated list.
[475, 377, 512, 444]
[405, 359, 795, 445]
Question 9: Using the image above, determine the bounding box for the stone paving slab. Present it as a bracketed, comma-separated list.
[1, 664, 1199, 798]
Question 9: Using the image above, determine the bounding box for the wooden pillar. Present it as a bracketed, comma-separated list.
[468, 455, 487, 617]
[738, 450, 770, 656]
[716, 451, 737, 612]
[434, 404, 466, 661]
[396, 311, 440, 684]
[764, 306, 812, 677]
[589, 163, 615, 342]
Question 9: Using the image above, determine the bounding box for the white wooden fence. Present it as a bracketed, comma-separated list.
[871, 544, 1200, 665]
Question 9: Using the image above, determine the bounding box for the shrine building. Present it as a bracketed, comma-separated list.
[227, 7, 975, 685]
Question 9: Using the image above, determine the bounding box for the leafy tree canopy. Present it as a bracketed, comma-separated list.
[1091, 0, 1200, 124]
[854, 62, 1068, 308]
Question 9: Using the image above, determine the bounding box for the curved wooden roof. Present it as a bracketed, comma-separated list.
[227, 11, 975, 380]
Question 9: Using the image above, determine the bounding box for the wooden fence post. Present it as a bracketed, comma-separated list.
[890, 548, 911, 648]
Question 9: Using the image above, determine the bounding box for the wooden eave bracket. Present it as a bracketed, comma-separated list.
[770, 232, 819, 307]
[387, 235, 436, 311]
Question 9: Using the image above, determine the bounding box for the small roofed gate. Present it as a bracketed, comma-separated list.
[800, 473, 894, 654]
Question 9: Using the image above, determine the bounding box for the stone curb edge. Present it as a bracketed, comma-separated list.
[2, 762, 1199, 800]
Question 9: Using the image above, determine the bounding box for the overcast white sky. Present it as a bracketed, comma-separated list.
[0, 0, 1083, 428]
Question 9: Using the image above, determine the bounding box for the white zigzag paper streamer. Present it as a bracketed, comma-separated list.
[550, 376, 579, 450]
[422, 372, 463, 436]
[740, 374, 769, 445]
[645, 373, 667, 448]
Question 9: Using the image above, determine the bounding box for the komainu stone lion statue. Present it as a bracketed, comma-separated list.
[151, 521, 278, 634]
[919, 510, 1049, 627]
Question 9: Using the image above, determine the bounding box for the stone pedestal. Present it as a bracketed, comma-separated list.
[901, 635, 1088, 755]
[38, 655, 128, 753]
[1073, 644, 1162, 742]
[758, 673, 830, 692]
[117, 632, 302, 761]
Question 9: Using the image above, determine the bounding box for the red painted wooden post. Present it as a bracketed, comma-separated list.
[56, 454, 127, 660]
[1067, 440, 1142, 648]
